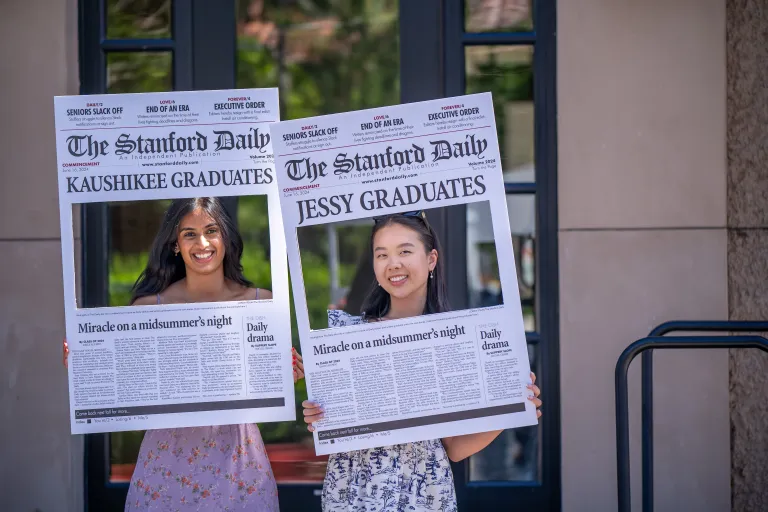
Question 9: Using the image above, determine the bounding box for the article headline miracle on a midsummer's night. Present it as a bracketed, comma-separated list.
[77, 315, 274, 343]
[312, 323, 510, 355]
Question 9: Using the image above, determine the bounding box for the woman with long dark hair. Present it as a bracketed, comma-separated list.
[307, 211, 542, 511]
[129, 197, 257, 305]
[64, 197, 303, 511]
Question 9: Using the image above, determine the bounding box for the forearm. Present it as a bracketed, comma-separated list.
[441, 430, 503, 462]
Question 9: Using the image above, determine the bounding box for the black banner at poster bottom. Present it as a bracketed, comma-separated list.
[74, 398, 285, 419]
[317, 402, 526, 441]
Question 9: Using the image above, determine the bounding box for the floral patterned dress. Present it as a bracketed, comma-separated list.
[124, 424, 279, 511]
[323, 310, 458, 512]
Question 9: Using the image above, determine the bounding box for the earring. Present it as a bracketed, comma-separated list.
[429, 271, 434, 279]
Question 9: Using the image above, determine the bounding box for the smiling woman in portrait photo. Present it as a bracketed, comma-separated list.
[64, 196, 304, 511]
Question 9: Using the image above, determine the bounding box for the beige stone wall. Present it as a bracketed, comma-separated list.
[726, 1, 768, 511]
[558, 1, 730, 511]
[0, 0, 82, 510]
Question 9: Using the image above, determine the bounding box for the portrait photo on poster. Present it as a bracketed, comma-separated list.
[270, 92, 538, 455]
[54, 88, 296, 434]
[70, 195, 273, 310]
[296, 202, 505, 333]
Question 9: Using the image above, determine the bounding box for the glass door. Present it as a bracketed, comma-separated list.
[234, 1, 400, 509]
[80, 1, 558, 510]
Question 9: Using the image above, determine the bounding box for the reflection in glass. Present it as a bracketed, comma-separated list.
[236, 0, 399, 118]
[465, 0, 533, 32]
[236, 0, 400, 483]
[238, 195, 273, 291]
[107, 52, 173, 94]
[295, 220, 373, 330]
[465, 45, 533, 177]
[469, 345, 539, 482]
[108, 200, 171, 306]
[110, 431, 146, 482]
[107, 0, 171, 39]
[467, 196, 535, 331]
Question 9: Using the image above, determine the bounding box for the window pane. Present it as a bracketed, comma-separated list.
[236, 0, 400, 484]
[465, 45, 533, 179]
[467, 196, 536, 331]
[236, 0, 400, 118]
[469, 343, 539, 481]
[110, 431, 146, 482]
[107, 0, 171, 39]
[107, 52, 173, 94]
[465, 0, 533, 32]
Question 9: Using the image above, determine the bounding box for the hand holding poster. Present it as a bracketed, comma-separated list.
[270, 92, 537, 455]
[54, 88, 296, 434]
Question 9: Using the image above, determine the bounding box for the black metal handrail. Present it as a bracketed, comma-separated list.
[640, 321, 768, 512]
[616, 334, 768, 512]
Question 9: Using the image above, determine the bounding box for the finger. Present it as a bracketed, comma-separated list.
[293, 370, 298, 384]
[296, 359, 304, 372]
[303, 406, 323, 417]
[302, 400, 320, 409]
[303, 412, 324, 424]
[302, 404, 323, 416]
[296, 368, 305, 381]
[527, 384, 540, 397]
[530, 372, 536, 385]
[527, 397, 542, 408]
[308, 424, 315, 432]
[537, 410, 542, 419]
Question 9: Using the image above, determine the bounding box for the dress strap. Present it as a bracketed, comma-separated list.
[156, 293, 161, 305]
[255, 288, 260, 300]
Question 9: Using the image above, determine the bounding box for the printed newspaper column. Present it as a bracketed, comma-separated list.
[269, 93, 537, 455]
[54, 89, 295, 434]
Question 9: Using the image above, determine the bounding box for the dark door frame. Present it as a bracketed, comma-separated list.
[400, 1, 560, 510]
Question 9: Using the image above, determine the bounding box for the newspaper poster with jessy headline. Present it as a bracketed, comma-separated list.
[54, 88, 296, 434]
[270, 92, 537, 455]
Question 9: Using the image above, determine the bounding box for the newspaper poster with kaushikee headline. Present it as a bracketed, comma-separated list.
[54, 88, 296, 434]
[270, 92, 537, 455]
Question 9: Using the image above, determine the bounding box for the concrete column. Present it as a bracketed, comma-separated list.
[558, 0, 729, 511]
[0, 0, 82, 510]
[726, 1, 768, 511]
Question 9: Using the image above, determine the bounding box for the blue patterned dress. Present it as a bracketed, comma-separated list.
[323, 310, 458, 512]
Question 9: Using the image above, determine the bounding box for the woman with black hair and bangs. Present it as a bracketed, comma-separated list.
[64, 197, 304, 511]
[305, 210, 543, 512]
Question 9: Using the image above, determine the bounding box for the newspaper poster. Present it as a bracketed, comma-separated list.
[270, 92, 537, 455]
[54, 88, 296, 434]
